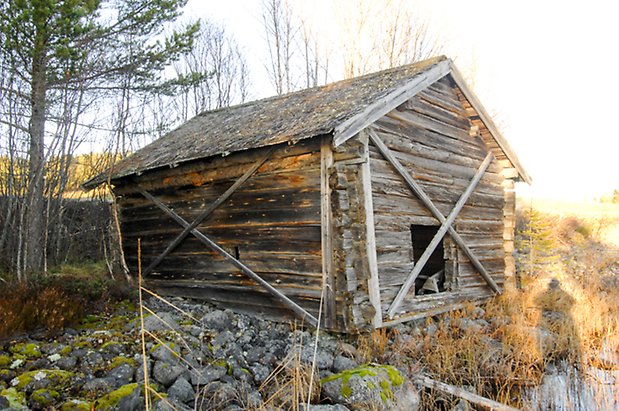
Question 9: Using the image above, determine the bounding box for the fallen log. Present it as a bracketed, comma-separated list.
[415, 375, 520, 411]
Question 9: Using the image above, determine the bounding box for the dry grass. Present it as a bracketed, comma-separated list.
[0, 265, 134, 339]
[391, 207, 619, 409]
[257, 336, 320, 410]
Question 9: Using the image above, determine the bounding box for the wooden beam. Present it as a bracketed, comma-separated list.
[416, 375, 520, 411]
[333, 59, 451, 147]
[142, 147, 275, 277]
[358, 131, 383, 328]
[448, 62, 532, 185]
[320, 136, 336, 329]
[138, 189, 319, 327]
[367, 129, 501, 307]
[387, 152, 494, 317]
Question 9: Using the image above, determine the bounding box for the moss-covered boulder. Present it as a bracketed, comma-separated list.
[0, 387, 28, 410]
[30, 388, 60, 408]
[321, 363, 418, 410]
[92, 382, 139, 410]
[11, 369, 73, 392]
[9, 342, 42, 359]
[0, 354, 11, 369]
[60, 399, 93, 411]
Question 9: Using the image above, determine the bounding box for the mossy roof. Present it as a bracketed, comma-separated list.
[83, 56, 447, 188]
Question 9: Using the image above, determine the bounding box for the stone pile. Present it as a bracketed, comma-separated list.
[0, 297, 423, 410]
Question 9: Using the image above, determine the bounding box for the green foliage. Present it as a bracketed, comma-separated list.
[0, 266, 135, 339]
[516, 209, 560, 276]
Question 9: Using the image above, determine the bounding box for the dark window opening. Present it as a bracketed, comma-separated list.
[234, 246, 240, 260]
[411, 225, 446, 295]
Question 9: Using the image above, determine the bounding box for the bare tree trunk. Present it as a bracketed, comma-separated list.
[25, 44, 47, 275]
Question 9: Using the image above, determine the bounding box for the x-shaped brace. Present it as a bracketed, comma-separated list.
[367, 129, 501, 318]
[137, 147, 318, 326]
[142, 147, 275, 277]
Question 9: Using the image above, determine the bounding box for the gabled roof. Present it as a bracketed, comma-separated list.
[84, 56, 530, 188]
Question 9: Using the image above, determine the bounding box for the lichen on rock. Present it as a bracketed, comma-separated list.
[92, 382, 139, 410]
[321, 363, 417, 410]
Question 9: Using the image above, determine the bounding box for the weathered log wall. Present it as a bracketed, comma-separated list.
[114, 138, 329, 324]
[108, 74, 520, 332]
[369, 76, 511, 324]
[328, 134, 380, 331]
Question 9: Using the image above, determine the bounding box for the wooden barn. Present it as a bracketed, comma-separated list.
[84, 56, 531, 332]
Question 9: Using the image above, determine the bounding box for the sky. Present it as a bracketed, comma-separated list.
[184, 0, 618, 201]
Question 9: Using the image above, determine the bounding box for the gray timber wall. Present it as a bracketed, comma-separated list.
[369, 76, 511, 323]
[114, 139, 326, 323]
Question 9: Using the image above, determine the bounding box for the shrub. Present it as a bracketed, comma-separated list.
[0, 264, 135, 340]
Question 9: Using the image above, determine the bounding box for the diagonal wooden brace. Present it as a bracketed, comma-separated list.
[142, 147, 275, 277]
[367, 129, 501, 313]
[138, 189, 319, 327]
[387, 151, 494, 317]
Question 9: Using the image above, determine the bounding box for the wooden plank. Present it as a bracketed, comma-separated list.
[116, 149, 321, 194]
[368, 129, 502, 306]
[359, 131, 382, 328]
[448, 63, 531, 184]
[320, 136, 336, 328]
[387, 152, 494, 317]
[333, 59, 451, 146]
[142, 147, 274, 277]
[138, 189, 319, 327]
[416, 376, 520, 411]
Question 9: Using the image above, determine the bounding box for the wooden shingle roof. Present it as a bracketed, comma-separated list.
[84, 56, 531, 188]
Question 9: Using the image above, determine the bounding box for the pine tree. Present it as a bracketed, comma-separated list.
[0, 0, 198, 277]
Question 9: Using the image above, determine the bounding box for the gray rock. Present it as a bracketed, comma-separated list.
[81, 377, 116, 395]
[167, 377, 195, 403]
[143, 312, 180, 333]
[153, 360, 185, 387]
[300, 344, 334, 370]
[55, 355, 78, 370]
[154, 398, 193, 411]
[190, 364, 227, 386]
[106, 363, 135, 384]
[71, 348, 88, 359]
[332, 355, 358, 373]
[232, 366, 252, 384]
[300, 405, 351, 410]
[101, 341, 124, 355]
[150, 342, 180, 364]
[0, 396, 10, 409]
[321, 364, 418, 411]
[201, 310, 231, 332]
[245, 390, 263, 409]
[81, 351, 104, 369]
[337, 342, 358, 359]
[258, 352, 277, 366]
[197, 381, 238, 409]
[212, 330, 235, 349]
[24, 358, 50, 371]
[116, 386, 143, 411]
[135, 358, 152, 383]
[249, 363, 271, 385]
[245, 346, 266, 364]
[64, 328, 78, 336]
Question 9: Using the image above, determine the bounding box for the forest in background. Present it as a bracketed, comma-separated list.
[0, 0, 441, 279]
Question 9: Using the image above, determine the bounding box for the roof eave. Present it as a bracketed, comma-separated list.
[447, 61, 532, 185]
[332, 58, 452, 147]
[333, 58, 532, 185]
